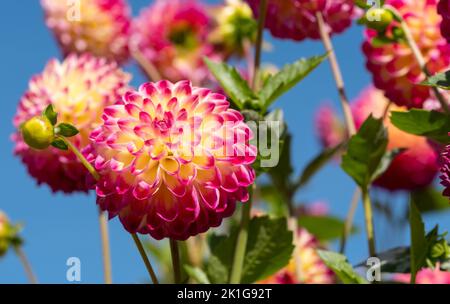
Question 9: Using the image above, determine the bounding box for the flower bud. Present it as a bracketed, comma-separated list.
[364, 8, 393, 31]
[21, 116, 54, 150]
[0, 212, 10, 257]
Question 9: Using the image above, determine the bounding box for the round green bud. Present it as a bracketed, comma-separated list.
[365, 8, 393, 31]
[21, 116, 55, 150]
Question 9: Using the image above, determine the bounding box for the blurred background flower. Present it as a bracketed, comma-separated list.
[362, 0, 450, 108]
[41, 0, 132, 64]
[13, 54, 131, 193]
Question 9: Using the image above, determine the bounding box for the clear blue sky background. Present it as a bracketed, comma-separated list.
[0, 0, 448, 283]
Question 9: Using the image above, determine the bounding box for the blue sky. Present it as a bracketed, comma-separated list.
[0, 0, 448, 283]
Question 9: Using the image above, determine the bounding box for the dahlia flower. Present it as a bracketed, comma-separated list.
[209, 0, 257, 57]
[84, 80, 257, 240]
[246, 0, 356, 41]
[41, 0, 131, 64]
[13, 54, 131, 193]
[351, 86, 439, 190]
[362, 0, 450, 108]
[259, 229, 335, 284]
[131, 0, 223, 86]
[440, 140, 450, 199]
[314, 104, 347, 149]
[394, 267, 450, 284]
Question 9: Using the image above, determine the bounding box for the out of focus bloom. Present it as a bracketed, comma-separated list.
[440, 139, 450, 199]
[351, 86, 439, 190]
[394, 267, 450, 284]
[84, 80, 257, 240]
[246, 0, 356, 41]
[41, 0, 131, 64]
[0, 211, 20, 257]
[438, 0, 450, 43]
[131, 0, 222, 86]
[13, 54, 131, 193]
[362, 0, 450, 108]
[259, 229, 334, 284]
[209, 0, 257, 57]
[314, 104, 347, 148]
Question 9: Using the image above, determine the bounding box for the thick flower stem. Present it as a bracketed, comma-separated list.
[229, 198, 252, 284]
[61, 137, 114, 284]
[132, 233, 159, 284]
[170, 239, 181, 284]
[130, 45, 162, 82]
[316, 11, 356, 136]
[251, 0, 268, 91]
[339, 188, 361, 254]
[13, 245, 37, 284]
[362, 189, 376, 257]
[388, 6, 450, 114]
[98, 208, 112, 284]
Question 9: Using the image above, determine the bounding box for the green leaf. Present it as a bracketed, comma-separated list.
[259, 185, 289, 217]
[43, 104, 57, 126]
[206, 216, 294, 284]
[298, 215, 357, 242]
[341, 116, 388, 188]
[296, 142, 345, 189]
[56, 123, 79, 137]
[409, 200, 427, 283]
[51, 138, 68, 150]
[390, 109, 450, 144]
[184, 265, 210, 284]
[317, 250, 367, 284]
[412, 187, 450, 214]
[241, 216, 294, 283]
[421, 70, 450, 90]
[259, 55, 327, 110]
[371, 148, 405, 182]
[204, 57, 258, 109]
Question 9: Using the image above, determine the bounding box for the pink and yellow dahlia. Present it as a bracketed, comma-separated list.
[394, 267, 450, 284]
[131, 0, 222, 86]
[84, 80, 257, 240]
[259, 229, 334, 284]
[13, 54, 131, 193]
[362, 0, 450, 108]
[246, 0, 356, 41]
[440, 140, 450, 199]
[351, 86, 439, 190]
[314, 104, 347, 149]
[41, 0, 131, 64]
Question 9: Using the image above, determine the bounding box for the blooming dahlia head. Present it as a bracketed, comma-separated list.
[246, 0, 356, 41]
[394, 267, 450, 284]
[259, 229, 334, 284]
[131, 0, 222, 86]
[13, 54, 131, 193]
[352, 86, 439, 191]
[362, 0, 450, 108]
[315, 104, 347, 149]
[41, 0, 131, 64]
[84, 80, 256, 240]
[440, 139, 450, 199]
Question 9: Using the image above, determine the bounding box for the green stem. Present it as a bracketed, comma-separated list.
[251, 0, 268, 91]
[339, 187, 361, 254]
[362, 189, 376, 257]
[229, 198, 253, 284]
[98, 208, 113, 284]
[14, 245, 38, 284]
[132, 233, 159, 284]
[170, 239, 181, 284]
[61, 137, 100, 181]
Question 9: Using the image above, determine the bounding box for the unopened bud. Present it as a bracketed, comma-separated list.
[21, 116, 55, 150]
[365, 8, 393, 31]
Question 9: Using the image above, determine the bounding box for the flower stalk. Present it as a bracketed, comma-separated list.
[362, 189, 376, 257]
[132, 233, 159, 284]
[13, 245, 37, 284]
[170, 239, 181, 284]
